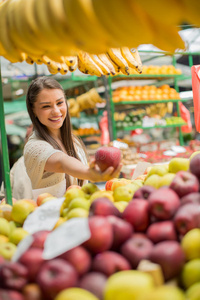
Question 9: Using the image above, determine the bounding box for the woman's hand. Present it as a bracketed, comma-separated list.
[88, 158, 123, 182]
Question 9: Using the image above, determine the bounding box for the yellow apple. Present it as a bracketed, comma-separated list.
[104, 270, 155, 300]
[53, 217, 67, 229]
[40, 196, 57, 205]
[68, 197, 90, 211]
[67, 208, 89, 219]
[0, 217, 10, 236]
[0, 204, 13, 221]
[0, 235, 9, 244]
[181, 228, 200, 260]
[146, 165, 168, 178]
[168, 157, 189, 173]
[138, 285, 185, 300]
[64, 189, 86, 208]
[181, 259, 200, 289]
[131, 180, 143, 188]
[144, 174, 161, 189]
[113, 201, 128, 212]
[60, 207, 68, 218]
[36, 193, 53, 206]
[186, 282, 200, 300]
[66, 185, 81, 191]
[11, 200, 36, 225]
[158, 173, 176, 188]
[9, 228, 29, 245]
[189, 151, 200, 161]
[0, 242, 17, 260]
[90, 190, 114, 203]
[55, 288, 99, 300]
[113, 184, 139, 202]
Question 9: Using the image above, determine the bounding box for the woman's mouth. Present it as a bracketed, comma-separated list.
[49, 116, 62, 122]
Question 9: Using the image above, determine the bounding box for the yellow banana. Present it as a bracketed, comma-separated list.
[64, 56, 78, 67]
[97, 53, 117, 75]
[45, 53, 65, 64]
[25, 56, 35, 65]
[47, 66, 59, 75]
[182, 0, 200, 26]
[130, 48, 143, 73]
[121, 47, 140, 71]
[107, 48, 129, 75]
[59, 63, 69, 75]
[77, 50, 103, 76]
[69, 60, 78, 72]
[41, 56, 51, 65]
[88, 88, 104, 103]
[90, 54, 111, 76]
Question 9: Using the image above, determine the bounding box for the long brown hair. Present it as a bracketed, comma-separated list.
[26, 76, 87, 186]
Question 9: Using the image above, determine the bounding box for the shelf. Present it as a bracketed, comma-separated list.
[122, 123, 186, 131]
[113, 98, 189, 105]
[113, 74, 185, 80]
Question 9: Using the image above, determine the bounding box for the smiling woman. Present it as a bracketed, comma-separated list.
[23, 77, 122, 200]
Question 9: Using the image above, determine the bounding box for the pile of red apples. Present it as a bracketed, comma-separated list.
[0, 154, 200, 300]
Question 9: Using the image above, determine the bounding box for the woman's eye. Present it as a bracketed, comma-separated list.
[42, 105, 50, 108]
[57, 101, 63, 105]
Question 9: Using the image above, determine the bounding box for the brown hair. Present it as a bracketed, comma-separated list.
[26, 76, 87, 186]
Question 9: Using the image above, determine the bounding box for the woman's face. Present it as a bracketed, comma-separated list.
[33, 88, 67, 136]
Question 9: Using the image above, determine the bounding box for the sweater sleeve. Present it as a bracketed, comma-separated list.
[23, 138, 62, 189]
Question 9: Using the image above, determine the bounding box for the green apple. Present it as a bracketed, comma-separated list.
[138, 286, 185, 300]
[41, 196, 57, 205]
[181, 228, 200, 260]
[113, 184, 139, 202]
[181, 259, 200, 289]
[64, 189, 86, 208]
[9, 228, 29, 245]
[104, 270, 155, 300]
[146, 165, 168, 178]
[0, 242, 17, 260]
[0, 217, 10, 236]
[67, 208, 89, 219]
[55, 287, 99, 300]
[189, 151, 200, 161]
[9, 220, 17, 234]
[68, 197, 90, 211]
[113, 201, 128, 212]
[131, 180, 143, 188]
[144, 174, 161, 189]
[81, 183, 99, 199]
[158, 173, 176, 188]
[90, 190, 114, 203]
[168, 157, 189, 173]
[186, 282, 200, 300]
[11, 200, 35, 225]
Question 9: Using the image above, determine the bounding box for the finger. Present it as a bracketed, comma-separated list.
[89, 159, 96, 169]
[102, 166, 114, 177]
[112, 163, 123, 176]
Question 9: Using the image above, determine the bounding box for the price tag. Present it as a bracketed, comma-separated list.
[42, 218, 91, 260]
[12, 235, 34, 262]
[23, 197, 65, 234]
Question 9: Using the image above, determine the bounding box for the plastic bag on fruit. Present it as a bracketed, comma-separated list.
[178, 102, 192, 133]
[191, 65, 200, 132]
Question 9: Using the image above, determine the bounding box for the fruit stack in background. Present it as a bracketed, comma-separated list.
[112, 84, 180, 103]
[0, 148, 199, 299]
[141, 64, 182, 75]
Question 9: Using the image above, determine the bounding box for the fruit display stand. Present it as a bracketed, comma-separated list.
[108, 50, 194, 146]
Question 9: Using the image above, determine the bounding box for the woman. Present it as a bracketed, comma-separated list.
[24, 77, 121, 200]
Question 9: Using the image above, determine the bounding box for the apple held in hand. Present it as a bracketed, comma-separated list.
[148, 187, 180, 220]
[0, 262, 28, 291]
[120, 234, 154, 269]
[169, 171, 199, 198]
[36, 259, 78, 300]
[149, 240, 185, 281]
[79, 272, 107, 300]
[147, 221, 177, 243]
[122, 199, 150, 232]
[83, 216, 113, 254]
[95, 146, 121, 172]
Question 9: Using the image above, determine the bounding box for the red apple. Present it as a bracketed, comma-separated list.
[106, 215, 133, 250]
[36, 193, 53, 207]
[133, 185, 156, 200]
[66, 185, 81, 191]
[89, 197, 121, 218]
[120, 234, 154, 269]
[146, 221, 177, 243]
[148, 187, 180, 220]
[0, 262, 28, 291]
[174, 203, 200, 235]
[92, 251, 131, 276]
[180, 192, 200, 206]
[22, 283, 43, 300]
[83, 216, 113, 254]
[95, 146, 121, 172]
[59, 245, 92, 276]
[190, 153, 200, 178]
[78, 272, 107, 300]
[169, 171, 199, 198]
[0, 289, 25, 300]
[36, 259, 78, 300]
[122, 199, 150, 232]
[31, 230, 51, 249]
[19, 248, 44, 282]
[149, 240, 185, 281]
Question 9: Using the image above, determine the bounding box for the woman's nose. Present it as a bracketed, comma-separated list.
[52, 105, 60, 114]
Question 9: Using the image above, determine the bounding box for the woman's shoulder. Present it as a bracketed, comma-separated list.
[25, 132, 53, 148]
